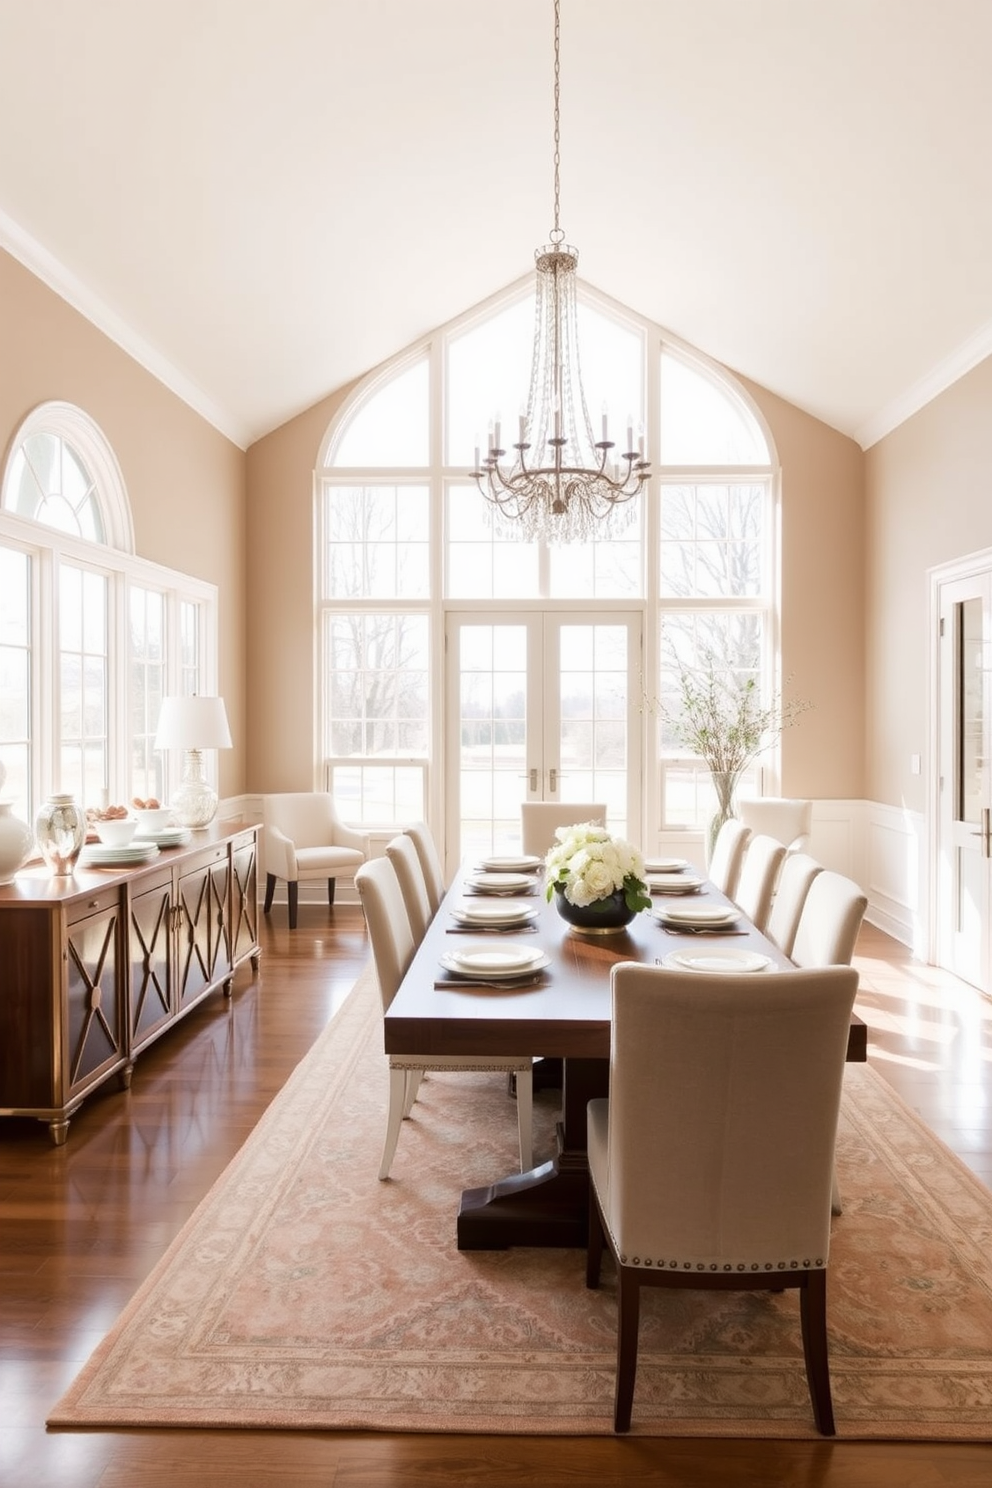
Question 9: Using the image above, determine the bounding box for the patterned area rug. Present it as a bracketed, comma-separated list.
[50, 965, 992, 1438]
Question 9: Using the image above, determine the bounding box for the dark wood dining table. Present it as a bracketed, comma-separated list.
[384, 866, 868, 1251]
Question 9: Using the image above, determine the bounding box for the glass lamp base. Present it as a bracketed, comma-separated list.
[171, 750, 219, 828]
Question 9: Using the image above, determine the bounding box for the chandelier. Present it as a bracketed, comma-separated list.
[471, 0, 650, 544]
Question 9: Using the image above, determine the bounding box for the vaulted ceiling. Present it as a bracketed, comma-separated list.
[2, 0, 990, 451]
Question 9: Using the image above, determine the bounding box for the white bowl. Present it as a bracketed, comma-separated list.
[134, 807, 174, 833]
[94, 817, 138, 847]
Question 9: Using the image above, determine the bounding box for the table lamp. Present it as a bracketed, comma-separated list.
[153, 695, 232, 828]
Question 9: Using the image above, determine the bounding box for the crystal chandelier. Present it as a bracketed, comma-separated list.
[471, 0, 650, 544]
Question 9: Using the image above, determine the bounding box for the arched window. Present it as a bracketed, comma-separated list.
[316, 286, 778, 863]
[0, 404, 218, 823]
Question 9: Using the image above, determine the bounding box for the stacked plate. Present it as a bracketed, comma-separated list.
[464, 870, 538, 896]
[451, 899, 540, 929]
[643, 856, 690, 874]
[476, 854, 543, 874]
[79, 842, 160, 868]
[661, 948, 774, 975]
[654, 903, 741, 932]
[646, 870, 704, 895]
[439, 944, 550, 982]
[133, 826, 192, 848]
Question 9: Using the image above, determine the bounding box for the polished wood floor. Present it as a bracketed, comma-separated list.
[1, 908, 990, 1487]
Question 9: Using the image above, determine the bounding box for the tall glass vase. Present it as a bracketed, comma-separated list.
[706, 770, 739, 866]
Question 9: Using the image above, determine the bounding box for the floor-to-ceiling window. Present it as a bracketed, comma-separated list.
[0, 403, 219, 823]
[316, 285, 776, 869]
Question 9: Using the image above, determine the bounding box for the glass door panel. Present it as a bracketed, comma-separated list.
[445, 612, 641, 866]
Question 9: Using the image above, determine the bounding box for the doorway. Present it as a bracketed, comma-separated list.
[444, 611, 642, 866]
[933, 560, 992, 993]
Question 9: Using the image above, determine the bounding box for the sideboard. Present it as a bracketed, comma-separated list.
[0, 821, 261, 1143]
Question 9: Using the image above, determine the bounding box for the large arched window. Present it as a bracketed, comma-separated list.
[0, 403, 218, 822]
[316, 285, 776, 865]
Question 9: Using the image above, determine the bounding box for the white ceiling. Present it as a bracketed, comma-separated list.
[2, 0, 991, 452]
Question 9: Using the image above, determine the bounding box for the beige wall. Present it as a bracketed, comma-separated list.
[246, 359, 868, 806]
[865, 355, 992, 812]
[0, 249, 248, 800]
[744, 377, 866, 799]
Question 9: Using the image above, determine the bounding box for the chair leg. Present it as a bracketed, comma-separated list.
[263, 872, 276, 914]
[327, 876, 336, 905]
[614, 1265, 641, 1433]
[586, 1188, 605, 1289]
[515, 1066, 533, 1172]
[287, 881, 299, 930]
[799, 1268, 836, 1436]
[402, 1069, 424, 1116]
[378, 1065, 409, 1180]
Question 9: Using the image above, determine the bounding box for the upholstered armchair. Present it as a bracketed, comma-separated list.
[261, 792, 367, 929]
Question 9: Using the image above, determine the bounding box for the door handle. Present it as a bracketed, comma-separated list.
[549, 767, 557, 794]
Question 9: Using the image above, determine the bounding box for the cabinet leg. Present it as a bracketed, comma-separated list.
[47, 1118, 69, 1146]
[119, 1062, 133, 1090]
[223, 977, 234, 997]
[250, 950, 262, 973]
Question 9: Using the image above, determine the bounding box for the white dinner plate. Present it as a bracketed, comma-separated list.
[465, 871, 537, 894]
[80, 844, 160, 866]
[662, 949, 774, 974]
[451, 901, 540, 926]
[133, 827, 192, 847]
[655, 904, 739, 926]
[440, 947, 550, 979]
[642, 857, 690, 873]
[647, 872, 704, 893]
[476, 854, 543, 873]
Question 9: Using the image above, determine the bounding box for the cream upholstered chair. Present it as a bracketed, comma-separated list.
[791, 870, 868, 971]
[733, 832, 787, 932]
[738, 797, 813, 853]
[262, 792, 367, 929]
[385, 832, 433, 943]
[587, 960, 859, 1434]
[354, 857, 533, 1180]
[766, 852, 824, 959]
[402, 820, 446, 916]
[707, 817, 751, 898]
[520, 802, 607, 858]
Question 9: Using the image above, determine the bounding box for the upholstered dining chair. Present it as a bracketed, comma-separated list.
[354, 857, 534, 1180]
[520, 802, 607, 859]
[738, 797, 813, 853]
[707, 818, 751, 899]
[262, 792, 367, 929]
[385, 832, 433, 943]
[766, 851, 824, 959]
[790, 870, 868, 972]
[733, 832, 787, 932]
[402, 820, 446, 916]
[587, 960, 859, 1434]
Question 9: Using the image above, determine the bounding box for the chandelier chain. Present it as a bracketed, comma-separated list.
[551, 0, 561, 243]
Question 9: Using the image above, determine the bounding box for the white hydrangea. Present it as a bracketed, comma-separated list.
[543, 820, 647, 908]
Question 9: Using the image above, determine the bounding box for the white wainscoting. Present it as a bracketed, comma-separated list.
[809, 799, 925, 956]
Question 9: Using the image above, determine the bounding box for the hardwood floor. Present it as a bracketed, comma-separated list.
[0, 907, 989, 1487]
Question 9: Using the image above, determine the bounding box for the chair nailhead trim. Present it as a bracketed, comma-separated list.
[625, 1254, 823, 1272]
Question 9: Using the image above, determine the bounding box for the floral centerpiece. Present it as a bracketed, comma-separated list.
[544, 821, 651, 933]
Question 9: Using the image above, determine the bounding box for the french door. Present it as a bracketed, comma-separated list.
[935, 567, 992, 992]
[444, 612, 642, 867]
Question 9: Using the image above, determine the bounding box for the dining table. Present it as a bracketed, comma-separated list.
[383, 860, 868, 1251]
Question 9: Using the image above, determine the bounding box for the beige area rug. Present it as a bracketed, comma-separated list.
[50, 965, 992, 1438]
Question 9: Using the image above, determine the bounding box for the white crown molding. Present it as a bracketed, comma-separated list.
[0, 208, 250, 451]
[856, 315, 992, 450]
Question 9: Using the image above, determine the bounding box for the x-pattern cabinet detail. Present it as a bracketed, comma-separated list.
[0, 822, 261, 1144]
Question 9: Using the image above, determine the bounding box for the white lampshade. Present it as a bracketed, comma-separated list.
[154, 696, 232, 751]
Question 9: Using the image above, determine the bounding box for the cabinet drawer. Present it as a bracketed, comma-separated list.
[67, 886, 121, 923]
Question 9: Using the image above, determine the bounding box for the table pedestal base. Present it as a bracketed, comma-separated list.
[457, 1056, 606, 1250]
